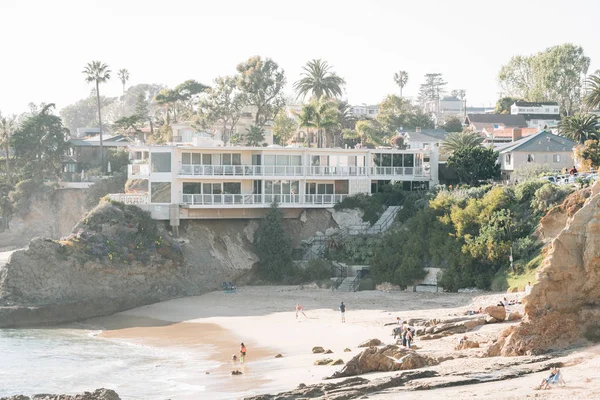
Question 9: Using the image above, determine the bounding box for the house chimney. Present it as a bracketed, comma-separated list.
[512, 128, 522, 142]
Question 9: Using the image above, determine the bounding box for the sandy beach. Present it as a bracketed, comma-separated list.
[87, 286, 599, 399]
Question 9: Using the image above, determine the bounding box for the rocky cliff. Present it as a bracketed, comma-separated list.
[488, 182, 600, 356]
[0, 188, 90, 251]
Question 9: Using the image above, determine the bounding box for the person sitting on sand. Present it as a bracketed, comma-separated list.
[537, 367, 559, 390]
[296, 304, 308, 319]
[232, 355, 238, 364]
[240, 343, 247, 364]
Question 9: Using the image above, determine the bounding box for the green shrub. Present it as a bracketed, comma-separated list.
[255, 203, 293, 281]
[8, 179, 46, 217]
[514, 180, 546, 204]
[531, 183, 572, 214]
[358, 277, 375, 291]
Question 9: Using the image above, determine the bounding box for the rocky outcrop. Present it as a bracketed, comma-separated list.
[0, 389, 120, 400]
[0, 188, 89, 251]
[537, 187, 592, 242]
[358, 338, 382, 347]
[329, 345, 439, 378]
[488, 183, 600, 356]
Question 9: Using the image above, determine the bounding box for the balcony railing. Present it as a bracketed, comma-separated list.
[109, 194, 150, 205]
[178, 164, 428, 177]
[128, 164, 149, 176]
[181, 193, 348, 206]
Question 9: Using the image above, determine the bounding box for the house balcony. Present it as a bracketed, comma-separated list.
[180, 193, 348, 208]
[177, 164, 430, 179]
[109, 193, 149, 205]
[128, 163, 149, 178]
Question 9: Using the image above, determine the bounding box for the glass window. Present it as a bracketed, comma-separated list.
[252, 154, 261, 165]
[223, 182, 241, 194]
[202, 154, 211, 165]
[329, 155, 338, 166]
[151, 182, 171, 203]
[291, 155, 302, 166]
[553, 154, 560, 163]
[192, 153, 202, 165]
[222, 154, 232, 165]
[276, 155, 290, 165]
[393, 154, 403, 167]
[311, 155, 320, 166]
[182, 153, 191, 164]
[381, 154, 392, 166]
[265, 180, 273, 194]
[203, 183, 212, 194]
[403, 154, 414, 167]
[151, 153, 171, 172]
[232, 154, 241, 165]
[183, 182, 201, 194]
[306, 182, 316, 194]
[372, 153, 381, 166]
[527, 154, 534, 162]
[264, 155, 275, 165]
[505, 154, 511, 164]
[335, 180, 349, 194]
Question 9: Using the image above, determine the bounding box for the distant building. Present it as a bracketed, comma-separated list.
[66, 134, 131, 174]
[497, 130, 576, 179]
[352, 105, 379, 118]
[510, 101, 561, 130]
[481, 127, 539, 144]
[464, 114, 528, 133]
[403, 129, 448, 150]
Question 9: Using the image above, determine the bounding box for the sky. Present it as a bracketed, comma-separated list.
[1, 0, 599, 115]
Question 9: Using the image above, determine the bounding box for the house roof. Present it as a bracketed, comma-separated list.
[499, 131, 576, 154]
[404, 129, 448, 142]
[514, 101, 559, 107]
[69, 134, 131, 147]
[441, 96, 460, 102]
[465, 114, 528, 131]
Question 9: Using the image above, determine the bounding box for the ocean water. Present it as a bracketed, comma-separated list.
[0, 327, 231, 399]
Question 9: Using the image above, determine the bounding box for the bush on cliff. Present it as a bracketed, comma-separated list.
[61, 200, 183, 265]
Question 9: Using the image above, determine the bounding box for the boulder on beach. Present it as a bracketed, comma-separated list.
[3, 389, 122, 400]
[358, 338, 382, 347]
[231, 370, 243, 375]
[329, 345, 439, 378]
[312, 346, 325, 354]
[455, 339, 480, 350]
[330, 359, 344, 366]
[507, 312, 522, 321]
[344, 348, 352, 352]
[324, 349, 333, 354]
[275, 353, 283, 358]
[314, 358, 333, 365]
[484, 306, 506, 321]
[485, 315, 500, 324]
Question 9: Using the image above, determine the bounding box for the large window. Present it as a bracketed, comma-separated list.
[151, 182, 171, 203]
[181, 152, 241, 165]
[151, 153, 171, 172]
[553, 154, 561, 163]
[306, 183, 333, 194]
[223, 182, 241, 194]
[183, 182, 201, 194]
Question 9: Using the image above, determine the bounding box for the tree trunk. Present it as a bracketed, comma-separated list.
[4, 142, 11, 185]
[96, 81, 104, 174]
[400, 86, 403, 97]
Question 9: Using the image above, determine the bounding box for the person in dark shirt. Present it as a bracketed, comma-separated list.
[339, 302, 346, 323]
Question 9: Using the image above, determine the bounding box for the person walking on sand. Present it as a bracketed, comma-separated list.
[296, 304, 308, 319]
[240, 343, 247, 364]
[340, 301, 346, 323]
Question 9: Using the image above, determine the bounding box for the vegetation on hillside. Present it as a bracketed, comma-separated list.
[328, 181, 575, 291]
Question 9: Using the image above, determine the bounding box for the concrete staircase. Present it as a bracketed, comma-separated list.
[337, 276, 357, 292]
[364, 205, 401, 235]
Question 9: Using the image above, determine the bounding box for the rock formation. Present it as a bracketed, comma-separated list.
[358, 338, 382, 347]
[484, 306, 506, 321]
[328, 345, 439, 378]
[0, 389, 120, 400]
[488, 183, 600, 356]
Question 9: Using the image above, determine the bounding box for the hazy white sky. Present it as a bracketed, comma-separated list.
[1, 0, 599, 115]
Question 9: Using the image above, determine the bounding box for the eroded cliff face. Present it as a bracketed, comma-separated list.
[488, 183, 600, 356]
[0, 188, 90, 251]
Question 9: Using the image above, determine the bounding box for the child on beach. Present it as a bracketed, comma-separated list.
[240, 343, 247, 364]
[296, 304, 308, 319]
[340, 302, 346, 323]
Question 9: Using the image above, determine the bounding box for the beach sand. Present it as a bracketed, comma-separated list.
[86, 286, 600, 399]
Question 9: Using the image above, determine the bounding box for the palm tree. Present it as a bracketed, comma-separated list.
[295, 97, 339, 147]
[558, 113, 599, 144]
[294, 59, 345, 100]
[584, 72, 600, 110]
[245, 125, 265, 146]
[83, 61, 111, 173]
[0, 114, 16, 185]
[440, 131, 484, 154]
[393, 71, 409, 97]
[117, 68, 130, 94]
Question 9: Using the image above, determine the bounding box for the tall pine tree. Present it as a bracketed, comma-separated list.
[255, 202, 293, 281]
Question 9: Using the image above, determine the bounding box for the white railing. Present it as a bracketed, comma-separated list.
[128, 164, 149, 177]
[178, 164, 428, 177]
[180, 193, 348, 206]
[109, 194, 150, 205]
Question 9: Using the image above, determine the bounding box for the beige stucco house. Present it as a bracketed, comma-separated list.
[498, 130, 576, 179]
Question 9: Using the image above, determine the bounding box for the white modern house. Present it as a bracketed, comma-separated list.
[510, 101, 561, 130]
[110, 138, 439, 229]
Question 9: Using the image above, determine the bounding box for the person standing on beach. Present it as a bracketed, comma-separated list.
[525, 281, 532, 296]
[240, 343, 247, 363]
[296, 304, 308, 319]
[340, 301, 346, 323]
